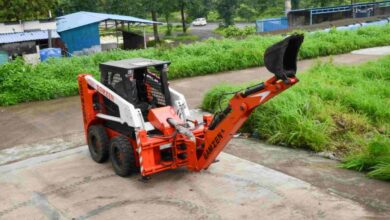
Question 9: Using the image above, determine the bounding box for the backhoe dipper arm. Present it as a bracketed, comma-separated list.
[194, 76, 299, 170]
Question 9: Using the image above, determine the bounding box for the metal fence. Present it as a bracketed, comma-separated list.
[288, 0, 390, 27]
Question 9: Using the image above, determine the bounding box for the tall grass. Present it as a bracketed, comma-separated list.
[2, 24, 390, 105]
[342, 136, 390, 180]
[202, 57, 390, 180]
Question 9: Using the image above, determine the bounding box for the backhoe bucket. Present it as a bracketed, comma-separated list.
[264, 34, 304, 81]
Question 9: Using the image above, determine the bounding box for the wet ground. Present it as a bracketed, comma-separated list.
[0, 51, 389, 219]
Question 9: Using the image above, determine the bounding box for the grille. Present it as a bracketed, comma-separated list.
[145, 73, 166, 106]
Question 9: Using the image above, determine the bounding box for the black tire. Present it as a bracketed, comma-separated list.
[87, 125, 109, 163]
[109, 135, 137, 177]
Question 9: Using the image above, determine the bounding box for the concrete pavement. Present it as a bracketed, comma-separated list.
[352, 46, 390, 56]
[0, 146, 380, 219]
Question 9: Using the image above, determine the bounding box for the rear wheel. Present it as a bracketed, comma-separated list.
[87, 125, 109, 163]
[109, 135, 137, 177]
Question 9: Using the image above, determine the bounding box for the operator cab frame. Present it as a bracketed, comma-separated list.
[99, 58, 172, 117]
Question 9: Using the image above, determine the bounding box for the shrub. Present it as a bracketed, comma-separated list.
[221, 25, 256, 38]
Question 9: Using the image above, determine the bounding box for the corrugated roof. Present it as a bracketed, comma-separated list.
[290, 0, 390, 12]
[57, 11, 159, 32]
[0, 30, 60, 44]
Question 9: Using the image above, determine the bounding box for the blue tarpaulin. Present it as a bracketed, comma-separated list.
[40, 48, 61, 61]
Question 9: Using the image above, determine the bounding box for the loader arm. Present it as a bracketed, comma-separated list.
[187, 34, 304, 171]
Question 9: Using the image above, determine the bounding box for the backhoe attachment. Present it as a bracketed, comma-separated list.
[188, 34, 305, 171]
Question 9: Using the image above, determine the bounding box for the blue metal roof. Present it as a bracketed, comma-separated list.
[0, 30, 60, 44]
[57, 11, 159, 32]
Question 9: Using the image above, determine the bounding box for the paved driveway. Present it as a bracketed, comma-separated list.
[0, 147, 376, 219]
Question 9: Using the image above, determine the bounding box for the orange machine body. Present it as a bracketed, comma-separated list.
[77, 34, 304, 177]
[78, 74, 298, 176]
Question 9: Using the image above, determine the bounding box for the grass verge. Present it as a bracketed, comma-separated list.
[2, 24, 390, 105]
[202, 57, 390, 180]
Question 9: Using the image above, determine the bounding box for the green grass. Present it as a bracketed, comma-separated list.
[2, 24, 390, 105]
[342, 136, 390, 180]
[202, 57, 390, 180]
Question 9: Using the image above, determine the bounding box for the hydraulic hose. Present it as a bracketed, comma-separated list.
[167, 118, 196, 142]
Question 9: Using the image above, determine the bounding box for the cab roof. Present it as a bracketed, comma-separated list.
[100, 58, 170, 70]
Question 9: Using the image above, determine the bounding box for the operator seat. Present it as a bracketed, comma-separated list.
[113, 69, 154, 117]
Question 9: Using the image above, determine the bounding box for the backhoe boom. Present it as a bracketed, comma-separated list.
[191, 76, 299, 171]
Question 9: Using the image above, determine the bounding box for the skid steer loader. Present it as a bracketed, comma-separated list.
[78, 34, 304, 177]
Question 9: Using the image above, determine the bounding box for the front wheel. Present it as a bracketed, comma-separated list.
[109, 135, 138, 177]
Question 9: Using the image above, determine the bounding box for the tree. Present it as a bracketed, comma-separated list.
[142, 0, 162, 42]
[216, 0, 238, 26]
[159, 0, 177, 36]
[187, 0, 212, 20]
[176, 0, 191, 33]
[292, 0, 300, 9]
[105, 0, 146, 17]
[237, 4, 257, 22]
[0, 0, 58, 21]
[58, 0, 98, 14]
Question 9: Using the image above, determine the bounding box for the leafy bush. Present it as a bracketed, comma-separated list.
[202, 57, 390, 179]
[221, 25, 256, 38]
[2, 24, 390, 105]
[207, 11, 219, 22]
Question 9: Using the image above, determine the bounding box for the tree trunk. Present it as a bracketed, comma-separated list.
[180, 3, 187, 33]
[285, 0, 292, 16]
[165, 13, 172, 36]
[151, 10, 160, 42]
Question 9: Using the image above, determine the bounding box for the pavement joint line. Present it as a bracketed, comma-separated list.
[75, 197, 222, 220]
[0, 147, 85, 175]
[0, 145, 312, 189]
[0, 172, 119, 219]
